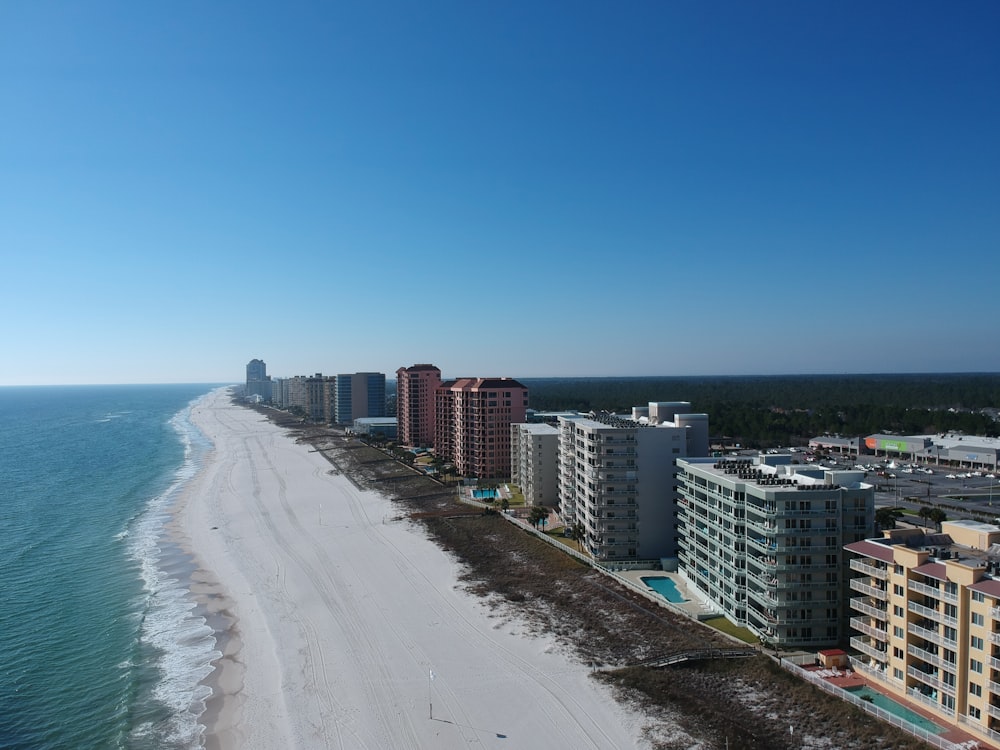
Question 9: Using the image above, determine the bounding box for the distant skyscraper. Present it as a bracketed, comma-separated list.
[396, 364, 442, 448]
[245, 358, 272, 401]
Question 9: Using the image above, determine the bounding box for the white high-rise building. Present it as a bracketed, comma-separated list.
[510, 423, 560, 507]
[557, 403, 709, 562]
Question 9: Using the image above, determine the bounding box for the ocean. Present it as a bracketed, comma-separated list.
[0, 384, 227, 750]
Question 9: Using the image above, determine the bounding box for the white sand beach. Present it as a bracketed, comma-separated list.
[178, 389, 646, 749]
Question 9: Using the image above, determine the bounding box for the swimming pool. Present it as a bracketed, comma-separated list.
[472, 488, 498, 500]
[640, 576, 688, 603]
[845, 686, 944, 734]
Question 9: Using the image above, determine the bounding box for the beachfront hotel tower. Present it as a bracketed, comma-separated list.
[557, 403, 709, 563]
[245, 358, 272, 401]
[676, 455, 874, 649]
[395, 364, 442, 448]
[435, 377, 529, 479]
[334, 372, 386, 425]
[844, 521, 1000, 747]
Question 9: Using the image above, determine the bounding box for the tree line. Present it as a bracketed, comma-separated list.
[523, 374, 1000, 449]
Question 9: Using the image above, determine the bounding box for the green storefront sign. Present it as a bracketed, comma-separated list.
[879, 439, 908, 452]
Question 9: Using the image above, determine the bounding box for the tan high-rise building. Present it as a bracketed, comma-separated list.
[846, 520, 1000, 745]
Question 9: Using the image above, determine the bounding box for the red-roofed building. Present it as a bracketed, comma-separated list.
[435, 377, 529, 479]
[844, 519, 1000, 746]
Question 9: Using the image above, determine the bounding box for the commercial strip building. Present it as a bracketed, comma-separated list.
[395, 364, 442, 448]
[557, 403, 709, 563]
[510, 423, 560, 507]
[435, 377, 529, 479]
[845, 521, 1000, 747]
[809, 433, 1000, 472]
[676, 455, 875, 649]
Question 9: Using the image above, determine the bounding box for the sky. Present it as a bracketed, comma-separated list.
[2, 1, 998, 385]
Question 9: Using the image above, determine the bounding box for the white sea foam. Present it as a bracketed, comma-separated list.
[127, 394, 220, 749]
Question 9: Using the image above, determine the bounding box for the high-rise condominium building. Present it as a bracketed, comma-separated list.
[396, 364, 442, 448]
[676, 455, 874, 649]
[245, 358, 272, 401]
[435, 378, 529, 479]
[334, 372, 386, 424]
[510, 422, 560, 506]
[557, 403, 709, 563]
[845, 520, 1000, 746]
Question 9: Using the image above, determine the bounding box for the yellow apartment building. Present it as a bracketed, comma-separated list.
[846, 519, 1000, 747]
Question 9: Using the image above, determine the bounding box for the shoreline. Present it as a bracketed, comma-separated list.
[163, 388, 244, 749]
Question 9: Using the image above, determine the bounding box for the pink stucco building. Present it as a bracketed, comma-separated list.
[395, 364, 442, 448]
[435, 377, 529, 479]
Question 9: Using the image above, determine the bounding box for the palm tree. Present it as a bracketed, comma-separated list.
[569, 521, 586, 551]
[928, 507, 948, 531]
[528, 505, 549, 529]
[875, 507, 903, 531]
[918, 506, 934, 529]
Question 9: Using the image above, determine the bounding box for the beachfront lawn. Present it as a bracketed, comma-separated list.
[701, 616, 759, 644]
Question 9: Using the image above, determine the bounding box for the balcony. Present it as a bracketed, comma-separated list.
[906, 665, 956, 696]
[909, 579, 958, 603]
[849, 558, 889, 580]
[906, 644, 957, 673]
[850, 598, 889, 620]
[850, 636, 888, 662]
[909, 622, 954, 648]
[850, 617, 889, 642]
[849, 579, 888, 601]
[908, 600, 958, 627]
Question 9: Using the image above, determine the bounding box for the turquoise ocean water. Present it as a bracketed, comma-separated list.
[0, 384, 226, 750]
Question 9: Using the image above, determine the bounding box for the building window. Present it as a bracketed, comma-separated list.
[970, 682, 982, 697]
[972, 591, 985, 603]
[893, 584, 904, 596]
[971, 635, 984, 650]
[971, 659, 983, 674]
[972, 613, 984, 626]
[970, 706, 981, 720]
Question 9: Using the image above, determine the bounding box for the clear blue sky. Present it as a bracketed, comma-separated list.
[2, 1, 998, 385]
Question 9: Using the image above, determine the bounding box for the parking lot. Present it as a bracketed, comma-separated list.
[815, 453, 999, 518]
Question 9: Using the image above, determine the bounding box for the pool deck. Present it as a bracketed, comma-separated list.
[616, 570, 720, 620]
[802, 665, 997, 749]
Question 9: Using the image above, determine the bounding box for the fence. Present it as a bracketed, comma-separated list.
[778, 659, 966, 750]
